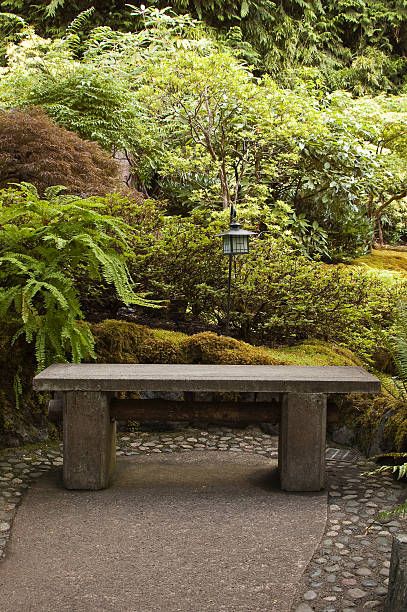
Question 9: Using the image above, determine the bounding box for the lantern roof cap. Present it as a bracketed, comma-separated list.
[216, 221, 256, 237]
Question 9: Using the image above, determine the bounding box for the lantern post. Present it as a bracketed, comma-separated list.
[217, 205, 255, 334]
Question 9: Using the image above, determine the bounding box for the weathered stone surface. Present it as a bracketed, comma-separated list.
[63, 391, 116, 490]
[385, 533, 407, 612]
[280, 393, 326, 491]
[33, 364, 381, 394]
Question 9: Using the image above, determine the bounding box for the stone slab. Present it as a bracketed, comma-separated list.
[385, 533, 407, 612]
[33, 364, 380, 394]
[0, 453, 327, 612]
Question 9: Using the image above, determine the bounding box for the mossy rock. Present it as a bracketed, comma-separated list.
[353, 249, 407, 276]
[374, 453, 407, 466]
[91, 320, 187, 364]
[183, 332, 280, 365]
[344, 392, 407, 454]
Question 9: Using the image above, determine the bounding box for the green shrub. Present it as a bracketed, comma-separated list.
[0, 107, 123, 196]
[129, 209, 406, 362]
[0, 185, 153, 370]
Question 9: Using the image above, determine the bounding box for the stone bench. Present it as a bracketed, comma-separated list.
[33, 364, 380, 492]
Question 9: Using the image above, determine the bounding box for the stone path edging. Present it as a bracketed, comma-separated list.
[0, 428, 406, 612]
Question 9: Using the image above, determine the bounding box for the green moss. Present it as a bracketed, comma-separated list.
[353, 249, 407, 276]
[91, 321, 362, 367]
[182, 332, 279, 365]
[269, 340, 363, 366]
[91, 320, 187, 364]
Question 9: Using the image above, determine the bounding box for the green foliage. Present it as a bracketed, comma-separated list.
[1, 15, 404, 256]
[354, 249, 407, 277]
[92, 197, 407, 363]
[0, 185, 153, 370]
[1, 1, 405, 93]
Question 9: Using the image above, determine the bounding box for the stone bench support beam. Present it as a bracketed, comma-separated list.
[279, 393, 326, 491]
[63, 391, 116, 490]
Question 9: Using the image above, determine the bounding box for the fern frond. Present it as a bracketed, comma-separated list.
[44, 0, 66, 18]
[0, 13, 26, 27]
[66, 8, 95, 36]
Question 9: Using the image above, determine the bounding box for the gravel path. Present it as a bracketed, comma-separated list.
[0, 427, 406, 612]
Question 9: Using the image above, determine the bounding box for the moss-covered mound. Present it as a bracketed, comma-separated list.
[91, 320, 363, 367]
[353, 249, 407, 276]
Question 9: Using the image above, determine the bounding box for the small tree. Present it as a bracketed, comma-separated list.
[0, 107, 123, 195]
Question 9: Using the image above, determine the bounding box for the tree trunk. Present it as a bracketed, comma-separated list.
[219, 163, 230, 210]
[377, 217, 384, 247]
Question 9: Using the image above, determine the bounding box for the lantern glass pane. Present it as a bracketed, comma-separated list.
[231, 234, 249, 254]
[223, 235, 231, 254]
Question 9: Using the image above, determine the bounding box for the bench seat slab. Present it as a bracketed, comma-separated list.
[63, 391, 116, 490]
[279, 393, 327, 492]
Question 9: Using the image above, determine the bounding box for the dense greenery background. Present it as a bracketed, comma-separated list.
[0, 3, 406, 448]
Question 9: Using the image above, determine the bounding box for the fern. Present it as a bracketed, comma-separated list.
[0, 184, 157, 371]
[44, 0, 65, 19]
[66, 8, 95, 36]
[65, 8, 96, 54]
[0, 12, 25, 26]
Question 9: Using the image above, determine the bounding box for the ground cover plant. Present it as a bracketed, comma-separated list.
[0, 185, 153, 371]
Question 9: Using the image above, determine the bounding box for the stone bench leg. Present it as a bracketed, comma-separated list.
[63, 391, 116, 490]
[279, 393, 327, 492]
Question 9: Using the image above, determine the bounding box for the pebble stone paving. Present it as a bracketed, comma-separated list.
[0, 427, 406, 612]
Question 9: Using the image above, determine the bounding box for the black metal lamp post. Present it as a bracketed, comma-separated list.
[217, 207, 255, 334]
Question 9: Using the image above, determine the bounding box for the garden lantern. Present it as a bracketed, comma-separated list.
[217, 211, 256, 334]
[218, 221, 255, 255]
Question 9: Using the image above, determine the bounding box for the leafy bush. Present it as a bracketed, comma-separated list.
[0, 185, 153, 370]
[0, 108, 123, 195]
[1, 21, 405, 256]
[115, 202, 406, 363]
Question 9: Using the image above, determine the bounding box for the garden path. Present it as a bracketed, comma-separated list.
[0, 428, 406, 611]
[0, 451, 325, 611]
